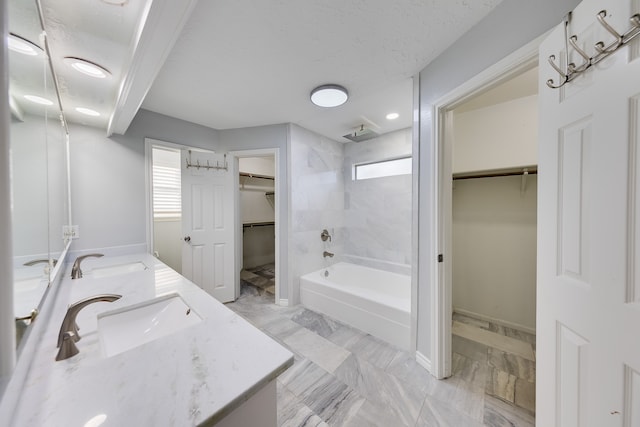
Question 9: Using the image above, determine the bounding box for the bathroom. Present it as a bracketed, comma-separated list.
[6, 0, 632, 425]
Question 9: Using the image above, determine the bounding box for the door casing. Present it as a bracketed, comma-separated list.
[429, 35, 544, 379]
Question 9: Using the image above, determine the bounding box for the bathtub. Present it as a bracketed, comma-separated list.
[299, 262, 411, 350]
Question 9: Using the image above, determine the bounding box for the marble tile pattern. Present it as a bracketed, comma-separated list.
[242, 263, 276, 295]
[289, 125, 413, 296]
[289, 124, 346, 301]
[4, 254, 294, 426]
[343, 128, 412, 266]
[227, 286, 537, 426]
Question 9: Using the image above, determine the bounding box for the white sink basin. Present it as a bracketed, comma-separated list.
[91, 261, 148, 278]
[98, 293, 201, 357]
[14, 277, 47, 317]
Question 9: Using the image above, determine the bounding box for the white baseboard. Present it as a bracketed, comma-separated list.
[278, 298, 289, 307]
[415, 351, 432, 373]
[453, 306, 536, 335]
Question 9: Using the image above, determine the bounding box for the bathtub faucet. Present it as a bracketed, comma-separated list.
[323, 251, 334, 258]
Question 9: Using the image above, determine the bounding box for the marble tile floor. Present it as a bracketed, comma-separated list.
[241, 263, 276, 295]
[452, 312, 536, 416]
[225, 285, 536, 426]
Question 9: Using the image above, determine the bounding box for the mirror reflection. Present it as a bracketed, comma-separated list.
[9, 0, 71, 349]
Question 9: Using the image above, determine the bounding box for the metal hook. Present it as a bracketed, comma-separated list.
[546, 55, 570, 88]
[547, 55, 565, 75]
[546, 76, 568, 89]
[568, 35, 591, 72]
[595, 10, 623, 54]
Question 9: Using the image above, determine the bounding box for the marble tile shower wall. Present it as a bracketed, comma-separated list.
[290, 124, 345, 301]
[343, 128, 412, 268]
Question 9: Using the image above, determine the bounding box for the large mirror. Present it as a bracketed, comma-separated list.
[8, 0, 71, 351]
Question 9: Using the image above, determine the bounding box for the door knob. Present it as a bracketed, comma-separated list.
[184, 236, 191, 242]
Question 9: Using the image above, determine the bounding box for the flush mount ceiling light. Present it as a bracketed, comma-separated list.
[386, 113, 399, 120]
[64, 57, 111, 79]
[310, 84, 349, 107]
[75, 107, 100, 117]
[24, 94, 53, 105]
[8, 33, 42, 56]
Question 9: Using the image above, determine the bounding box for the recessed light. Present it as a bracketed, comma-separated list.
[64, 57, 111, 79]
[24, 95, 53, 105]
[75, 107, 100, 117]
[8, 33, 42, 56]
[310, 84, 349, 108]
[386, 113, 399, 120]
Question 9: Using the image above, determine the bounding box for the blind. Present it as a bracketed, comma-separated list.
[152, 147, 181, 219]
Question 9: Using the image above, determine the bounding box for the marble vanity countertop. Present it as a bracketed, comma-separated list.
[9, 253, 293, 426]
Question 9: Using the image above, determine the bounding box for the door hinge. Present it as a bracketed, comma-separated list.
[438, 254, 443, 263]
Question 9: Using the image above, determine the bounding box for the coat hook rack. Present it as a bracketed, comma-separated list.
[547, 10, 640, 89]
[185, 150, 228, 171]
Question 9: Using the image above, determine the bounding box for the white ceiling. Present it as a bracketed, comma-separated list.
[9, 0, 506, 142]
[141, 0, 504, 142]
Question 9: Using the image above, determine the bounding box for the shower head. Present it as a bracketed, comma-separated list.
[342, 124, 379, 143]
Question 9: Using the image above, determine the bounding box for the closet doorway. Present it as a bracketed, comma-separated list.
[234, 150, 279, 304]
[443, 62, 539, 418]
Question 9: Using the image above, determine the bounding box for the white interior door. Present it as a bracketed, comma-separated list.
[181, 149, 236, 303]
[537, 1, 640, 425]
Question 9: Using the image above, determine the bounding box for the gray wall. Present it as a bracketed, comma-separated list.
[416, 0, 580, 358]
[69, 109, 291, 299]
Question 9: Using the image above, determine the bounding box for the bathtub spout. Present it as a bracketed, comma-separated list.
[323, 251, 334, 258]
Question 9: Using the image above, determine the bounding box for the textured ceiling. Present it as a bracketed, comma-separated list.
[142, 0, 504, 141]
[8, 0, 505, 141]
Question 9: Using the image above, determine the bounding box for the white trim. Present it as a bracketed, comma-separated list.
[278, 298, 289, 307]
[108, 0, 198, 136]
[415, 351, 432, 373]
[229, 148, 284, 305]
[410, 73, 420, 355]
[453, 307, 536, 336]
[430, 34, 544, 380]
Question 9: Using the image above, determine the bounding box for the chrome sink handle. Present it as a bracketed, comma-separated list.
[71, 253, 104, 279]
[55, 294, 121, 361]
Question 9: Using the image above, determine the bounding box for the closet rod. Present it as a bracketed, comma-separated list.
[240, 172, 274, 180]
[453, 168, 537, 181]
[243, 221, 275, 228]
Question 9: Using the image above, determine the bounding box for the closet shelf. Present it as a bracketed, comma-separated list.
[452, 166, 537, 181]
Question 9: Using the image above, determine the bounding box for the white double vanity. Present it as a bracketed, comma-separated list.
[7, 253, 293, 426]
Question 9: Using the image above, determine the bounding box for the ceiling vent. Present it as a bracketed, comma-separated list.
[342, 124, 379, 143]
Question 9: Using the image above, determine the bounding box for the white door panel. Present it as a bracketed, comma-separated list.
[538, 0, 640, 425]
[182, 150, 236, 303]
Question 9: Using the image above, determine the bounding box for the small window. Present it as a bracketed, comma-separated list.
[354, 156, 412, 180]
[152, 147, 182, 219]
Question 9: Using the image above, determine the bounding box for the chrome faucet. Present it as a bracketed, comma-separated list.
[55, 294, 121, 361]
[320, 229, 332, 242]
[23, 258, 57, 267]
[323, 251, 334, 258]
[71, 253, 104, 279]
[24, 258, 57, 274]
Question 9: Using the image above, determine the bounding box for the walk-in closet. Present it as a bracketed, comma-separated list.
[449, 66, 538, 417]
[239, 156, 276, 299]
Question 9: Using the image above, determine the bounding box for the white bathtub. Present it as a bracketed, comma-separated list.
[299, 262, 411, 350]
